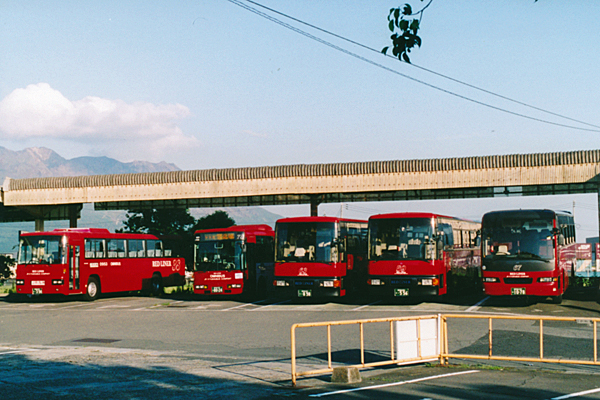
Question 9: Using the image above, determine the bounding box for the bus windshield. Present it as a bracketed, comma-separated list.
[276, 222, 337, 263]
[18, 236, 64, 265]
[194, 239, 244, 272]
[482, 215, 554, 260]
[369, 218, 433, 261]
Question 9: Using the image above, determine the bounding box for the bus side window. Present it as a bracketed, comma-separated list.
[128, 239, 144, 258]
[107, 239, 126, 258]
[85, 239, 105, 259]
[147, 240, 163, 257]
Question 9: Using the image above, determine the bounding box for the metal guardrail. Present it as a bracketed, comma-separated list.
[291, 314, 600, 385]
[440, 314, 600, 367]
[290, 315, 439, 386]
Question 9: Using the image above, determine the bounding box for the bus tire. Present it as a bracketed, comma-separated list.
[150, 275, 163, 296]
[551, 294, 563, 304]
[84, 277, 100, 301]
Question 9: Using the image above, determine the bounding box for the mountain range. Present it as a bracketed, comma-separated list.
[0, 147, 282, 254]
[0, 146, 179, 181]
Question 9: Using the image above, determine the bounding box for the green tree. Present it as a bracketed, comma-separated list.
[0, 254, 15, 284]
[382, 1, 429, 63]
[383, 1, 538, 63]
[118, 208, 196, 236]
[118, 209, 236, 270]
[193, 210, 235, 232]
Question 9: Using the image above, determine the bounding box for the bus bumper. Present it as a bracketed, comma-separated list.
[367, 275, 442, 297]
[272, 277, 345, 298]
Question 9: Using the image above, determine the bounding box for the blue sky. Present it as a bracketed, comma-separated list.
[1, 1, 599, 237]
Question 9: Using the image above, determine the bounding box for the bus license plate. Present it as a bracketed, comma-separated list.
[212, 286, 223, 293]
[298, 289, 312, 297]
[394, 288, 409, 297]
[32, 288, 43, 295]
[511, 288, 526, 295]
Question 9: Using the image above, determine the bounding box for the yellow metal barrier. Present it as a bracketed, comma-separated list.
[440, 314, 600, 367]
[291, 314, 600, 385]
[290, 315, 439, 386]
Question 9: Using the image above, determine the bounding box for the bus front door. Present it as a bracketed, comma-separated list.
[69, 245, 81, 291]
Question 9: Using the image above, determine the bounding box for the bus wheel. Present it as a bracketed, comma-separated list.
[84, 277, 100, 301]
[150, 275, 163, 296]
[551, 294, 563, 304]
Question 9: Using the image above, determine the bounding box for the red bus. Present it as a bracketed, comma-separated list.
[193, 225, 274, 297]
[272, 216, 368, 299]
[15, 228, 185, 300]
[481, 209, 577, 303]
[367, 213, 481, 298]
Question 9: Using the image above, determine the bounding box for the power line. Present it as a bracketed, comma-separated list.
[226, 0, 600, 133]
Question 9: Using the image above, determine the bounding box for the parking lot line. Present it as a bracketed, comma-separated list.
[308, 370, 480, 397]
[550, 388, 600, 400]
[466, 296, 490, 312]
[352, 300, 382, 311]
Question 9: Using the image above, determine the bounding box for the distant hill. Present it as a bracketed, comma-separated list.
[0, 147, 282, 254]
[0, 146, 179, 182]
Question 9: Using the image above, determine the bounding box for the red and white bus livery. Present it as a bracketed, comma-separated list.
[272, 216, 368, 298]
[16, 228, 185, 300]
[193, 225, 274, 297]
[481, 209, 577, 303]
[367, 213, 481, 298]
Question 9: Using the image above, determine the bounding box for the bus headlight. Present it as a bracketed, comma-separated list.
[483, 277, 499, 283]
[16, 279, 24, 285]
[228, 284, 242, 289]
[274, 280, 289, 287]
[195, 285, 207, 290]
[419, 278, 439, 286]
[51, 279, 64, 285]
[368, 279, 382, 286]
[538, 277, 557, 283]
[320, 280, 341, 288]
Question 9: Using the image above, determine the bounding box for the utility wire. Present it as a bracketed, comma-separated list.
[227, 0, 600, 132]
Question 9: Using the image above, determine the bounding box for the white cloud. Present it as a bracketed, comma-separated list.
[0, 83, 200, 162]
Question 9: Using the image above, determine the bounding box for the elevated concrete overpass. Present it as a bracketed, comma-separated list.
[2, 149, 600, 231]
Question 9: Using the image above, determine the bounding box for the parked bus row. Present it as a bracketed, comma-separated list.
[13, 209, 599, 303]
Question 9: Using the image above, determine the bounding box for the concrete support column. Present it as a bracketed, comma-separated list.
[310, 195, 321, 217]
[35, 219, 44, 232]
[69, 204, 78, 228]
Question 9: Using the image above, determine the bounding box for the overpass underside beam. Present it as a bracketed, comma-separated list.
[0, 204, 83, 229]
[93, 182, 600, 211]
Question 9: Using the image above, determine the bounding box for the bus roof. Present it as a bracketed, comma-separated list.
[19, 228, 160, 240]
[369, 212, 455, 221]
[194, 224, 274, 237]
[275, 216, 367, 224]
[482, 209, 569, 221]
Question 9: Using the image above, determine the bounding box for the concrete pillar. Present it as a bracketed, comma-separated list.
[35, 219, 44, 232]
[69, 205, 78, 228]
[310, 195, 321, 217]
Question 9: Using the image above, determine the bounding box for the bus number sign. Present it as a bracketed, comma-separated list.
[511, 287, 526, 295]
[298, 289, 312, 297]
[394, 288, 409, 297]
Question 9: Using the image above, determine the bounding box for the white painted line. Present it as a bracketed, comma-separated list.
[0, 348, 38, 355]
[352, 300, 382, 311]
[56, 303, 90, 309]
[466, 296, 490, 313]
[249, 299, 291, 310]
[221, 299, 268, 311]
[97, 305, 131, 309]
[550, 388, 600, 400]
[309, 370, 480, 397]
